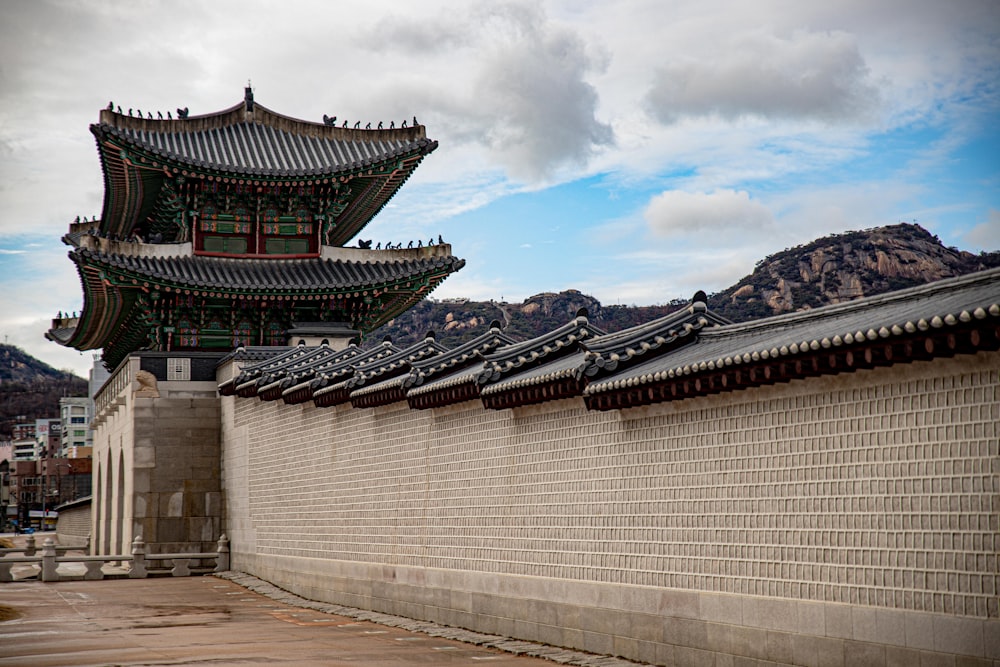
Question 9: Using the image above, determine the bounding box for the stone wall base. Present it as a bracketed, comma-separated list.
[231, 552, 998, 666]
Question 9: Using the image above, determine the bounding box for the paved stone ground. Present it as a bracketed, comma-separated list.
[218, 571, 643, 667]
[0, 566, 643, 666]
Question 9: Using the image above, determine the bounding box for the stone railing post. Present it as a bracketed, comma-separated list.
[171, 558, 192, 577]
[215, 534, 230, 572]
[41, 538, 58, 582]
[24, 535, 36, 557]
[129, 536, 147, 579]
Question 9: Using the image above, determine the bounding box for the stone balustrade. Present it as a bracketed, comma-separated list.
[0, 534, 229, 582]
[93, 356, 137, 419]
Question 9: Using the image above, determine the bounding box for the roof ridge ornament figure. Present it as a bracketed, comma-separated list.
[177, 107, 189, 119]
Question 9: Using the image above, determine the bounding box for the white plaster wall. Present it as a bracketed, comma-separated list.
[222, 351, 1000, 665]
[91, 361, 137, 557]
[219, 360, 256, 555]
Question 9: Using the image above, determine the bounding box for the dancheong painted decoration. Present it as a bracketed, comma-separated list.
[47, 88, 464, 369]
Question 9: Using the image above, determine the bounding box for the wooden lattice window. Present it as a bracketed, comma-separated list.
[265, 238, 310, 254]
[203, 236, 248, 254]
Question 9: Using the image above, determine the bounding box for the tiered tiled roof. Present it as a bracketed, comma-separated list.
[307, 339, 401, 407]
[278, 340, 395, 405]
[232, 343, 313, 398]
[256, 344, 359, 401]
[47, 92, 461, 370]
[576, 292, 731, 379]
[94, 111, 429, 178]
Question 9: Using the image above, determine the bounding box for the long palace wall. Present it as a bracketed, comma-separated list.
[219, 350, 999, 666]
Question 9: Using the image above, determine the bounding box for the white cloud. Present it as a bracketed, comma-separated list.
[962, 209, 1000, 251]
[644, 189, 774, 240]
[645, 29, 879, 125]
[359, 1, 613, 183]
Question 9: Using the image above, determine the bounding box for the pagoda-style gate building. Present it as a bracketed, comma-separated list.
[48, 88, 463, 369]
[45, 90, 462, 560]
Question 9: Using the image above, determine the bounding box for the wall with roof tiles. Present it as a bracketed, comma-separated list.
[220, 351, 1000, 666]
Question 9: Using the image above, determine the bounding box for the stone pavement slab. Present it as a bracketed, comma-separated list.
[0, 575, 642, 667]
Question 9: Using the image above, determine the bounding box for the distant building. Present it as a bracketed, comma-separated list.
[0, 458, 9, 531]
[59, 397, 92, 458]
[8, 456, 93, 530]
[34, 418, 61, 459]
[88, 353, 111, 414]
[12, 437, 36, 461]
[10, 419, 35, 441]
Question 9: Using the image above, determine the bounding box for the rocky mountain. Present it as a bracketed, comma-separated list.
[370, 290, 691, 350]
[0, 344, 88, 438]
[372, 224, 1000, 347]
[707, 224, 1000, 321]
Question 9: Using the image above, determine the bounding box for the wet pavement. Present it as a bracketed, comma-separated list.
[0, 533, 641, 667]
[0, 575, 571, 667]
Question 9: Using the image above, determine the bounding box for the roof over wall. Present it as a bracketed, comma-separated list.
[586, 267, 1000, 410]
[222, 268, 1000, 413]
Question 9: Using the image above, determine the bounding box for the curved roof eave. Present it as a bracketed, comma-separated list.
[91, 100, 438, 180]
[71, 248, 465, 295]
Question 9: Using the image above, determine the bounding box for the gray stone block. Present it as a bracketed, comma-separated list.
[844, 640, 885, 667]
[766, 630, 795, 663]
[813, 636, 845, 667]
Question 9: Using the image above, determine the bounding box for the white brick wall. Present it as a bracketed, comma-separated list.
[222, 351, 1000, 663]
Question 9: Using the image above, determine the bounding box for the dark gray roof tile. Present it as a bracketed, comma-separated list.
[95, 120, 434, 178]
[478, 314, 605, 387]
[403, 324, 516, 391]
[75, 248, 464, 294]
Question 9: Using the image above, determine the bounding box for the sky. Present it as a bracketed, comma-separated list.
[0, 0, 998, 377]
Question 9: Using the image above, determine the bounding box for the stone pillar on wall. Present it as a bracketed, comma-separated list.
[91, 352, 225, 558]
[131, 391, 222, 554]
